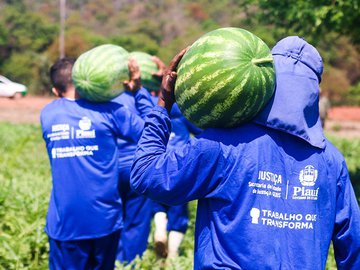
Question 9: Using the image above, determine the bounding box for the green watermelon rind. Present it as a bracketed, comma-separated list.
[129, 51, 161, 92]
[72, 44, 129, 102]
[174, 27, 275, 128]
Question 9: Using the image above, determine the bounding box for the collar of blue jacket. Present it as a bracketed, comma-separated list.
[254, 36, 326, 149]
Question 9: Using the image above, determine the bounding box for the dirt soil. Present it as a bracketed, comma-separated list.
[1, 96, 360, 138]
[326, 106, 360, 138]
[0, 96, 54, 124]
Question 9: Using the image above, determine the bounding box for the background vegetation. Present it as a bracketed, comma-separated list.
[0, 0, 360, 104]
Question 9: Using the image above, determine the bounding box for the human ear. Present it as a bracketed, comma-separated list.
[52, 87, 60, 97]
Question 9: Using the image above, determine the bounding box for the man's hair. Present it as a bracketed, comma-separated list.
[49, 58, 76, 95]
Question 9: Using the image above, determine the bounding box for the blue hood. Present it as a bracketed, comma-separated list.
[254, 36, 325, 149]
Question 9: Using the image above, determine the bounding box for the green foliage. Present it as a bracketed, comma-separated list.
[3, 0, 25, 9]
[0, 0, 359, 101]
[0, 6, 56, 53]
[321, 66, 351, 105]
[317, 35, 360, 104]
[0, 123, 50, 270]
[344, 82, 360, 106]
[326, 245, 337, 270]
[1, 52, 52, 96]
[0, 24, 7, 46]
[0, 3, 56, 95]
[243, 0, 360, 45]
[46, 26, 108, 63]
[328, 135, 360, 200]
[242, 0, 360, 105]
[110, 34, 159, 56]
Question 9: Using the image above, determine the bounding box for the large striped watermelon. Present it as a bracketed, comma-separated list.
[175, 27, 275, 128]
[129, 51, 161, 92]
[72, 44, 129, 102]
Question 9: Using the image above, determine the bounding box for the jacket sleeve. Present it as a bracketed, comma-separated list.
[332, 161, 360, 270]
[133, 87, 155, 117]
[111, 106, 145, 143]
[130, 106, 227, 205]
[111, 87, 154, 142]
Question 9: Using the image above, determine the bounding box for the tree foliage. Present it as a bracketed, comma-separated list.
[243, 0, 360, 45]
[0, 3, 56, 94]
[0, 5, 56, 54]
[243, 0, 360, 104]
[0, 0, 359, 103]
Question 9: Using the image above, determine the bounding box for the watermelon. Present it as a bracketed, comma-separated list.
[175, 27, 275, 128]
[129, 51, 161, 92]
[72, 44, 129, 102]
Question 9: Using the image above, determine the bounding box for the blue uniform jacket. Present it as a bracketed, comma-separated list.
[113, 93, 200, 167]
[130, 37, 360, 269]
[41, 88, 151, 240]
[113, 91, 152, 168]
[168, 103, 202, 149]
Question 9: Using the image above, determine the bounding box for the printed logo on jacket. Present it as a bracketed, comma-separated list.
[49, 116, 99, 159]
[248, 165, 320, 201]
[247, 165, 320, 230]
[249, 207, 317, 230]
[76, 117, 96, 139]
[292, 165, 319, 200]
[47, 124, 70, 141]
[248, 170, 282, 199]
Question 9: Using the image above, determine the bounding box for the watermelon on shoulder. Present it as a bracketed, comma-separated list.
[175, 27, 275, 128]
[129, 51, 161, 92]
[72, 44, 129, 102]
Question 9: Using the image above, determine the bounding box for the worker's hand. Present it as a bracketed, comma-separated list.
[152, 56, 166, 81]
[158, 47, 188, 112]
[124, 58, 141, 93]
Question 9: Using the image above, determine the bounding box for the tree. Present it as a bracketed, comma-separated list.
[0, 4, 56, 94]
[243, 0, 360, 45]
[241, 0, 360, 104]
[0, 5, 56, 55]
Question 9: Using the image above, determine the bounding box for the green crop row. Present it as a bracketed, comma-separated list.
[327, 135, 360, 201]
[0, 123, 358, 269]
[0, 123, 50, 270]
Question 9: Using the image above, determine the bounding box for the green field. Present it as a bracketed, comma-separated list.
[0, 123, 358, 270]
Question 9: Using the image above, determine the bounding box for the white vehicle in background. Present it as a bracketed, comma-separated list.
[0, 75, 27, 98]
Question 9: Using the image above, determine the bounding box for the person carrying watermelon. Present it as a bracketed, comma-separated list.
[148, 57, 202, 260]
[113, 55, 201, 263]
[130, 36, 360, 269]
[40, 57, 153, 270]
[113, 57, 158, 263]
[151, 102, 201, 260]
